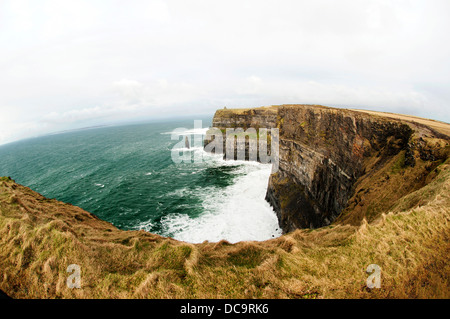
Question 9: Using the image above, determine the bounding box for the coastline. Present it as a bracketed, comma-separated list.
[0, 105, 449, 298]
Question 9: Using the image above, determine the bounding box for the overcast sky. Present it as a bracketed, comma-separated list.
[0, 0, 449, 144]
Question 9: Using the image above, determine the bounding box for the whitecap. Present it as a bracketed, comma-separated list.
[160, 162, 282, 243]
[134, 220, 154, 232]
[161, 127, 209, 136]
[171, 146, 204, 152]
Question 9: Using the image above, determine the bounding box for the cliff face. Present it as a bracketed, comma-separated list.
[205, 106, 278, 161]
[211, 107, 278, 129]
[1, 168, 450, 299]
[207, 105, 449, 233]
[1, 106, 450, 299]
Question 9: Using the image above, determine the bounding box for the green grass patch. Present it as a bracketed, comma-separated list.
[227, 246, 265, 268]
[391, 151, 406, 174]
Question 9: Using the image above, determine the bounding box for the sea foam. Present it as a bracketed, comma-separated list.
[159, 149, 282, 243]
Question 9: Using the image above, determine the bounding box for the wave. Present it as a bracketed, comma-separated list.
[134, 219, 154, 232]
[159, 161, 281, 243]
[171, 146, 204, 152]
[160, 127, 209, 136]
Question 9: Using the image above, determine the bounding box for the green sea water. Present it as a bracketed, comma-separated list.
[0, 117, 281, 243]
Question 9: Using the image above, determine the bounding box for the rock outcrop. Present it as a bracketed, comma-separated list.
[205, 104, 449, 233]
[204, 106, 278, 161]
[1, 107, 449, 299]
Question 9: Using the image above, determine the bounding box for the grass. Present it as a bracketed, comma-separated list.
[1, 105, 449, 299]
[214, 105, 279, 116]
[350, 109, 450, 137]
[390, 150, 406, 174]
[0, 160, 449, 298]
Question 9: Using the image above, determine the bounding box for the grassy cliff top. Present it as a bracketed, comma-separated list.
[215, 104, 450, 138]
[350, 108, 450, 137]
[1, 105, 449, 298]
[1, 160, 449, 298]
[213, 105, 279, 116]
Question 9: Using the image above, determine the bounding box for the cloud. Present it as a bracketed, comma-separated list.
[0, 105, 48, 144]
[111, 78, 206, 108]
[38, 78, 206, 127]
[112, 79, 146, 103]
[233, 76, 427, 111]
[43, 106, 109, 124]
[236, 76, 264, 95]
[0, 0, 449, 145]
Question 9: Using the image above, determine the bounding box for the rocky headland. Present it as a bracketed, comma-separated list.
[0, 104, 449, 299]
[206, 105, 449, 232]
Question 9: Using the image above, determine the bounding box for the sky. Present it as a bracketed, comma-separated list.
[0, 0, 449, 145]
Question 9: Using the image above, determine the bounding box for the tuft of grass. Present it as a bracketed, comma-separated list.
[391, 151, 406, 174]
[227, 245, 265, 269]
[0, 154, 449, 299]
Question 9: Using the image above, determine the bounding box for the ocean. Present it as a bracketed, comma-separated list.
[0, 117, 281, 243]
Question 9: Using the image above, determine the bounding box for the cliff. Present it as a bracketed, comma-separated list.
[1, 105, 449, 299]
[207, 105, 450, 233]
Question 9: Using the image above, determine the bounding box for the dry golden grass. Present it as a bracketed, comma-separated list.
[218, 105, 450, 137]
[350, 109, 450, 137]
[336, 146, 445, 226]
[0, 158, 449, 299]
[214, 105, 278, 116]
[1, 105, 449, 299]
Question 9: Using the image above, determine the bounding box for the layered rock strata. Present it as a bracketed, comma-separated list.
[205, 104, 449, 233]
